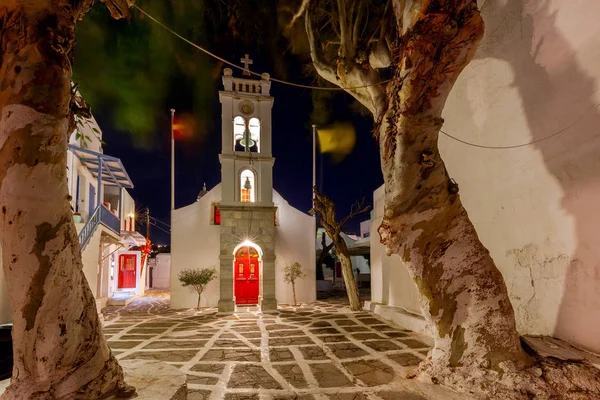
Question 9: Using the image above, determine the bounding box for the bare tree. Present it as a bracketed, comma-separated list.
[316, 231, 334, 280]
[313, 187, 370, 311]
[0, 1, 136, 398]
[295, 0, 600, 397]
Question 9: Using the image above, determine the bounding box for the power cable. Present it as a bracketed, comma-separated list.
[134, 6, 599, 150]
[149, 216, 171, 228]
[149, 221, 171, 235]
[439, 104, 599, 149]
[133, 5, 391, 91]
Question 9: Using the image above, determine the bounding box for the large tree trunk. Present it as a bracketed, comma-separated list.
[304, 0, 600, 397]
[333, 238, 361, 311]
[375, 0, 529, 375]
[0, 2, 132, 398]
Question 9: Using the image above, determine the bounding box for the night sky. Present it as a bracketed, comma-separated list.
[88, 17, 384, 245]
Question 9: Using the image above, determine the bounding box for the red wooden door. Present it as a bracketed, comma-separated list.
[234, 247, 259, 305]
[118, 254, 137, 289]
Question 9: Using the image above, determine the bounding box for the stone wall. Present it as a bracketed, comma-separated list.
[218, 205, 277, 312]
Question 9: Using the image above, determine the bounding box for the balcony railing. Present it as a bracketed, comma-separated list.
[78, 205, 121, 250]
[78, 207, 100, 250]
[100, 205, 120, 234]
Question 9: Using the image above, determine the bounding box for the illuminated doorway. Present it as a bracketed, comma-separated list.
[233, 244, 260, 305]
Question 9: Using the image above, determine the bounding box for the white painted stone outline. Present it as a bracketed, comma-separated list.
[102, 294, 468, 399]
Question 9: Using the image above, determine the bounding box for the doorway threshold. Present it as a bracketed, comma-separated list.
[107, 291, 138, 306]
[234, 304, 260, 313]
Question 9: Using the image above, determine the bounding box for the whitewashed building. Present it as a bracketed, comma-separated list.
[66, 114, 147, 309]
[171, 66, 316, 312]
[368, 0, 600, 355]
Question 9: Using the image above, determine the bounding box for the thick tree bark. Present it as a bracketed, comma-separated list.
[375, 1, 529, 372]
[333, 238, 361, 311]
[0, 2, 134, 398]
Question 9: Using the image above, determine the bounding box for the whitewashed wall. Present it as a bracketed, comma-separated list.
[370, 187, 421, 314]
[371, 0, 600, 353]
[152, 254, 171, 289]
[170, 185, 222, 308]
[274, 191, 316, 305]
[121, 189, 136, 231]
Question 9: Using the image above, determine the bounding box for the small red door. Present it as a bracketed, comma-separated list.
[234, 246, 259, 305]
[118, 254, 137, 289]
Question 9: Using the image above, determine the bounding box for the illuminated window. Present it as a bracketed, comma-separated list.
[233, 116, 246, 151]
[248, 118, 260, 153]
[240, 169, 255, 203]
[213, 206, 221, 225]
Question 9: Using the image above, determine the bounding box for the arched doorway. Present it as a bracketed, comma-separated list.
[233, 244, 260, 305]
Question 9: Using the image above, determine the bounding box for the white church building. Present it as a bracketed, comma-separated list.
[171, 64, 316, 312]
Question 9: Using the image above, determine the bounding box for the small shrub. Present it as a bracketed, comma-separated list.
[283, 261, 306, 306]
[178, 268, 217, 310]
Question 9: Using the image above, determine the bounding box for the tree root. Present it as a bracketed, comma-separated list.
[415, 354, 600, 399]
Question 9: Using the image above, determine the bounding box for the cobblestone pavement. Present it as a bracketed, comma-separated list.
[103, 290, 467, 400]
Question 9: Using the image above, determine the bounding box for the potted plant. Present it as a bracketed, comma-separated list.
[283, 261, 306, 306]
[177, 268, 217, 310]
[73, 212, 82, 223]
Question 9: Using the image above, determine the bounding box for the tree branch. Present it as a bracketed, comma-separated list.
[288, 0, 310, 29]
[305, 10, 340, 84]
[337, 0, 350, 58]
[304, 2, 390, 120]
[339, 198, 371, 232]
[100, 0, 134, 20]
[352, 0, 364, 51]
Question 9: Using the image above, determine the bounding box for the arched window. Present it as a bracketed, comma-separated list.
[248, 118, 260, 153]
[233, 116, 246, 152]
[240, 169, 255, 203]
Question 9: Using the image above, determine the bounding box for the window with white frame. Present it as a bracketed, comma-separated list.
[240, 169, 255, 203]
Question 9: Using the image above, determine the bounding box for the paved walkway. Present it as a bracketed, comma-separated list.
[103, 291, 465, 400]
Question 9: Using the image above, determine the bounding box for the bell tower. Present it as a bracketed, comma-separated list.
[218, 58, 275, 207]
[216, 56, 278, 313]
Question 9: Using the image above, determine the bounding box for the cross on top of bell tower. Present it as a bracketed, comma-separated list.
[240, 54, 253, 76]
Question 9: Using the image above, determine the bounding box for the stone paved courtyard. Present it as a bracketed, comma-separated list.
[103, 291, 468, 400]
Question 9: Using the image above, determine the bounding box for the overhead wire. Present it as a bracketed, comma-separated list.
[439, 102, 599, 149]
[134, 5, 599, 150]
[149, 221, 171, 235]
[149, 216, 171, 228]
[133, 5, 391, 91]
